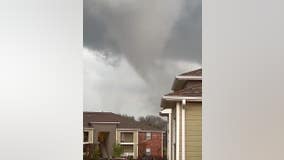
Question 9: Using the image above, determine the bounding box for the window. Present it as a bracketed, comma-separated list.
[83, 145, 87, 153]
[146, 148, 151, 156]
[146, 132, 151, 140]
[83, 129, 93, 143]
[121, 132, 125, 142]
[121, 145, 134, 153]
[121, 145, 134, 157]
[120, 132, 134, 143]
[84, 131, 89, 142]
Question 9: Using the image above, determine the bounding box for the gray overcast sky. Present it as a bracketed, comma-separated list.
[83, 0, 201, 118]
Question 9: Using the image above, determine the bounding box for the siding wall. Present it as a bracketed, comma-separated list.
[185, 102, 202, 160]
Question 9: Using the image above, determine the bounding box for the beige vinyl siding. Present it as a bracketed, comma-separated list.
[185, 102, 202, 160]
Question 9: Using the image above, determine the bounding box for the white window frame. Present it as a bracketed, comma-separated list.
[146, 132, 151, 140]
[146, 148, 151, 156]
[120, 132, 134, 143]
[83, 129, 93, 144]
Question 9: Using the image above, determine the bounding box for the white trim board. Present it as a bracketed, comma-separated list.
[89, 121, 120, 124]
[176, 76, 202, 80]
[162, 96, 202, 101]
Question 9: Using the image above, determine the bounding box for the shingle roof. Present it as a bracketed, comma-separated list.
[83, 112, 162, 131]
[161, 68, 202, 108]
[166, 81, 202, 97]
[172, 68, 202, 91]
[178, 68, 202, 77]
[84, 112, 138, 128]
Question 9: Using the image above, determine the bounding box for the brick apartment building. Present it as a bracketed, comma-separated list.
[83, 112, 164, 160]
[138, 131, 163, 159]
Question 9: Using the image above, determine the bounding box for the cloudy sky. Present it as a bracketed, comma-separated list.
[83, 0, 201, 118]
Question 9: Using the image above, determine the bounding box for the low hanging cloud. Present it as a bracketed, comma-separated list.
[84, 49, 152, 117]
[83, 0, 202, 116]
[83, 49, 200, 117]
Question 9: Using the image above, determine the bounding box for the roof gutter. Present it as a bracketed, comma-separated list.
[162, 95, 202, 102]
[175, 75, 202, 80]
[172, 76, 202, 90]
[89, 122, 120, 124]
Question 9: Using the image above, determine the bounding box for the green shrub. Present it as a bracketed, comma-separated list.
[112, 144, 123, 158]
[92, 147, 100, 160]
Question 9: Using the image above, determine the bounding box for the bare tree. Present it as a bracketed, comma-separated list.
[138, 115, 167, 130]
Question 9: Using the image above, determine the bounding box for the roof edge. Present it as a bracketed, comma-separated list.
[175, 75, 202, 80]
[89, 122, 120, 124]
[171, 68, 202, 90]
[162, 95, 202, 101]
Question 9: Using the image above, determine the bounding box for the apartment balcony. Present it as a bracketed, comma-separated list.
[121, 152, 134, 157]
[121, 144, 134, 157]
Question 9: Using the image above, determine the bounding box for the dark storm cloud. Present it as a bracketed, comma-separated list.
[84, 0, 201, 77]
[163, 0, 201, 62]
[83, 0, 201, 116]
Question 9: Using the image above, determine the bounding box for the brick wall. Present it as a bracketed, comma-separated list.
[138, 131, 163, 159]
